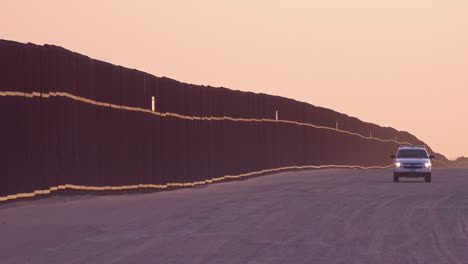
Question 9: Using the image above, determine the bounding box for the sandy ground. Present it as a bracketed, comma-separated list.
[1, 168, 468, 264]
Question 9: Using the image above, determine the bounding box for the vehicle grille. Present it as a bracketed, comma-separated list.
[402, 163, 423, 169]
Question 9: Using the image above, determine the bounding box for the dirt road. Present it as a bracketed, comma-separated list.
[1, 168, 468, 264]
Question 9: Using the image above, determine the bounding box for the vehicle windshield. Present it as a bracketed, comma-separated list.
[397, 149, 428, 158]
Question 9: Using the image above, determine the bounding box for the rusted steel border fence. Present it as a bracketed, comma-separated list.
[0, 40, 447, 202]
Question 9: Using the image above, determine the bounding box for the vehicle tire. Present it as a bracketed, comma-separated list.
[393, 173, 399, 182]
[425, 173, 432, 183]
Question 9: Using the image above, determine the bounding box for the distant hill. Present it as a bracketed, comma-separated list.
[453, 157, 468, 167]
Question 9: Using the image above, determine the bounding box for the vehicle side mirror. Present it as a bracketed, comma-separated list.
[390, 155, 396, 159]
[429, 155, 435, 159]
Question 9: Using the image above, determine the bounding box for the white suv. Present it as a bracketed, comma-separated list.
[390, 146, 434, 182]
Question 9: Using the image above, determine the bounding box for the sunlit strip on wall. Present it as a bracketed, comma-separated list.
[0, 164, 393, 202]
[1, 90, 415, 145]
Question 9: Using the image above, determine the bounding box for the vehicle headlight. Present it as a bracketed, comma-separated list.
[425, 162, 431, 168]
[395, 162, 401, 168]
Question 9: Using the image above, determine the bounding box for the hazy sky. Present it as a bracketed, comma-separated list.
[2, 0, 467, 158]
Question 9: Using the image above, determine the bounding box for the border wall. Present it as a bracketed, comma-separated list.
[0, 40, 450, 202]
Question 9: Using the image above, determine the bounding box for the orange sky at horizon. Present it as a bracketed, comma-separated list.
[2, 0, 467, 158]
